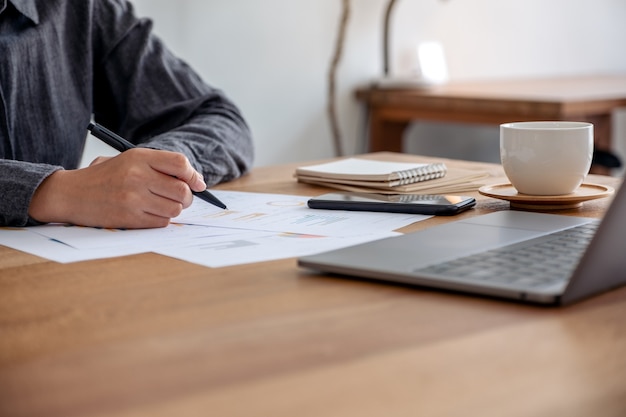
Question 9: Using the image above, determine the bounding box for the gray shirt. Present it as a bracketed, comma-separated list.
[0, 0, 254, 226]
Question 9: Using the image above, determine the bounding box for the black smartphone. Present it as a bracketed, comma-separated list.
[307, 192, 476, 216]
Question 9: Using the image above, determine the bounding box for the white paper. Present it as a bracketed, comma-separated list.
[0, 191, 429, 267]
[155, 230, 400, 268]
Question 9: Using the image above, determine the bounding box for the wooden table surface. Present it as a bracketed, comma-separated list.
[1, 153, 625, 417]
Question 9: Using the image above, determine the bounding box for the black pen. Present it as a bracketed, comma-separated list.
[87, 122, 227, 210]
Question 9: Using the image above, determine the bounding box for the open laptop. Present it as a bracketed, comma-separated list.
[298, 178, 626, 305]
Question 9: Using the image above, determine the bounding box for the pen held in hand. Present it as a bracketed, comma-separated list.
[87, 122, 227, 210]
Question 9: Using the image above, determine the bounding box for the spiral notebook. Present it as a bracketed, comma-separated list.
[296, 158, 488, 193]
[295, 158, 447, 186]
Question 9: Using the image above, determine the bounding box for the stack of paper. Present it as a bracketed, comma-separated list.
[0, 191, 431, 268]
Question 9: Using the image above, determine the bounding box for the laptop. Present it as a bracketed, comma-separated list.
[298, 178, 626, 305]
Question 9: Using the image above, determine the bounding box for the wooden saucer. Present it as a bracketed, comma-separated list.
[478, 183, 614, 210]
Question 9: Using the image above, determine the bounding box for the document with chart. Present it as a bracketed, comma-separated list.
[0, 191, 430, 267]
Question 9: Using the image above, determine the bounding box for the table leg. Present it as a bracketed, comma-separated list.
[368, 112, 409, 152]
[582, 114, 615, 175]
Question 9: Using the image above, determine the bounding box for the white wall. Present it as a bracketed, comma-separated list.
[85, 0, 626, 171]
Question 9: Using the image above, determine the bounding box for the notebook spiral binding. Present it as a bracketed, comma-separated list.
[394, 163, 447, 185]
[385, 193, 456, 203]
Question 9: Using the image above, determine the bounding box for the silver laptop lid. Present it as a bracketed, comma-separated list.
[561, 177, 626, 305]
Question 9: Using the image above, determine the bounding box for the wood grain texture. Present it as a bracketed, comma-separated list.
[1, 153, 624, 417]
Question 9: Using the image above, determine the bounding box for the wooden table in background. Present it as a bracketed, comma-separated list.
[356, 75, 626, 173]
[1, 153, 625, 417]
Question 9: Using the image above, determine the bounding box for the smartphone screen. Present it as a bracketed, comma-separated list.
[307, 192, 476, 215]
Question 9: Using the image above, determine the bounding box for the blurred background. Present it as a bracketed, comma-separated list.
[84, 0, 626, 175]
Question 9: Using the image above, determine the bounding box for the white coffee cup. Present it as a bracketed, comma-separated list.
[500, 121, 593, 195]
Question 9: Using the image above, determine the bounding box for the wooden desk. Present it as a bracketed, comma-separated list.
[356, 75, 626, 173]
[1, 153, 625, 417]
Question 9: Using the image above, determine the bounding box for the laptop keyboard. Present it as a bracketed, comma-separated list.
[414, 221, 600, 289]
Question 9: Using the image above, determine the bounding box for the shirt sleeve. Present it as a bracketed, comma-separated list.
[91, 0, 254, 186]
[0, 160, 63, 226]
